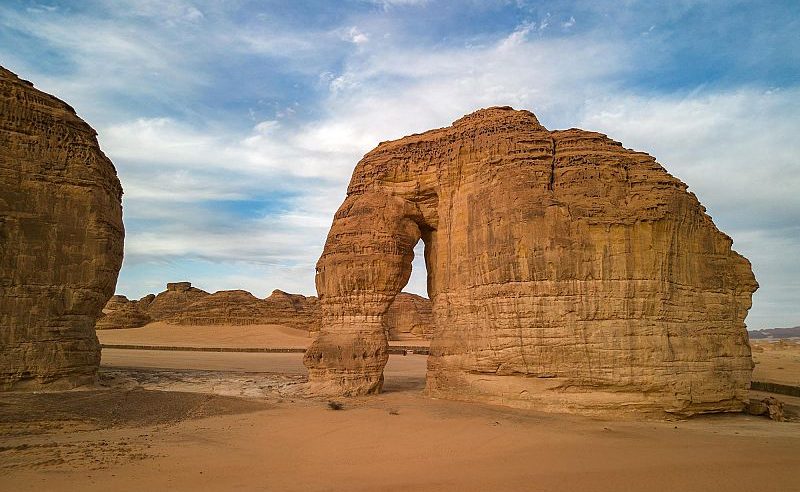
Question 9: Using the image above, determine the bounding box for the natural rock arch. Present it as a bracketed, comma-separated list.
[303, 106, 758, 417]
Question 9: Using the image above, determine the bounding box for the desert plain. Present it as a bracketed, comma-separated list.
[1, 323, 799, 492]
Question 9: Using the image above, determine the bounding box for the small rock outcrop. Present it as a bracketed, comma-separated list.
[747, 397, 785, 421]
[384, 293, 434, 340]
[95, 304, 152, 330]
[95, 295, 152, 330]
[0, 67, 124, 390]
[260, 290, 320, 331]
[144, 282, 210, 320]
[304, 106, 757, 417]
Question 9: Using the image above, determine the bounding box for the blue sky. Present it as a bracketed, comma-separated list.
[1, 0, 798, 329]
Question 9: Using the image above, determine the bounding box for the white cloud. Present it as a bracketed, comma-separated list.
[346, 26, 369, 45]
[5, 2, 796, 326]
[579, 88, 800, 329]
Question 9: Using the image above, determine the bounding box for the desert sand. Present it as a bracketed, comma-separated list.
[2, 346, 799, 492]
[97, 322, 314, 349]
[751, 339, 800, 386]
[96, 322, 430, 349]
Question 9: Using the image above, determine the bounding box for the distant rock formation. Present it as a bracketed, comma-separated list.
[98, 283, 432, 340]
[95, 295, 152, 330]
[749, 326, 800, 340]
[96, 304, 152, 330]
[384, 293, 434, 339]
[165, 289, 319, 330]
[303, 106, 758, 417]
[145, 282, 210, 320]
[259, 290, 320, 331]
[0, 67, 124, 390]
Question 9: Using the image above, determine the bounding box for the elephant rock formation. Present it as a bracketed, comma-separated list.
[303, 106, 757, 417]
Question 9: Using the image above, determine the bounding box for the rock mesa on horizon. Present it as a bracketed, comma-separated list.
[0, 67, 124, 390]
[303, 106, 758, 417]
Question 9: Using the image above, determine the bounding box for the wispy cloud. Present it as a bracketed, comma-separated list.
[2, 1, 798, 328]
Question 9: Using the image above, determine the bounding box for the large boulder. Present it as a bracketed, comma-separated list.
[303, 106, 758, 416]
[0, 67, 124, 390]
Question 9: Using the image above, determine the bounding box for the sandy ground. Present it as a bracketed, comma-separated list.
[96, 322, 431, 348]
[96, 322, 314, 348]
[2, 339, 799, 491]
[751, 339, 800, 386]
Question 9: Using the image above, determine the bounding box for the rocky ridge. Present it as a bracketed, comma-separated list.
[98, 283, 432, 339]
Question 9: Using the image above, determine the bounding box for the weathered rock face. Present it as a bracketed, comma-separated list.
[260, 290, 320, 331]
[0, 67, 124, 390]
[303, 106, 758, 416]
[104, 294, 133, 312]
[384, 293, 433, 340]
[144, 282, 210, 321]
[95, 304, 152, 330]
[165, 289, 265, 326]
[98, 282, 430, 337]
[164, 289, 319, 329]
[96, 295, 152, 330]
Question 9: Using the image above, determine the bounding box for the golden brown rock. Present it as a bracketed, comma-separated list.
[164, 289, 319, 329]
[303, 106, 758, 415]
[0, 67, 124, 390]
[384, 293, 433, 340]
[260, 290, 320, 331]
[144, 282, 210, 321]
[117, 282, 424, 336]
[104, 294, 133, 312]
[95, 304, 152, 330]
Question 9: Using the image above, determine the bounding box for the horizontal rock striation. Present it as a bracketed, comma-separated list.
[144, 282, 210, 321]
[164, 289, 320, 330]
[304, 106, 758, 416]
[95, 296, 152, 330]
[0, 67, 124, 390]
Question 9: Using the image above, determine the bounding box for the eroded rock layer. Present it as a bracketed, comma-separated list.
[144, 282, 210, 321]
[0, 67, 124, 390]
[165, 289, 320, 330]
[303, 106, 758, 416]
[95, 296, 152, 330]
[98, 281, 435, 339]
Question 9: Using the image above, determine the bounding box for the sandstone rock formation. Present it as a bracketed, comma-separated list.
[95, 296, 152, 330]
[165, 289, 319, 330]
[384, 293, 433, 340]
[260, 290, 320, 331]
[95, 304, 152, 330]
[104, 294, 134, 312]
[144, 282, 209, 321]
[0, 67, 124, 390]
[303, 106, 758, 416]
[97, 282, 432, 339]
[747, 396, 785, 421]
